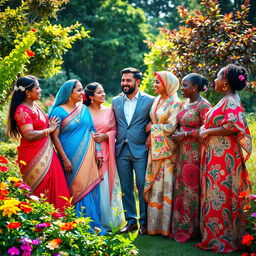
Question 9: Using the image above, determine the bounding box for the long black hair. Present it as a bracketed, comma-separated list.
[7, 75, 38, 139]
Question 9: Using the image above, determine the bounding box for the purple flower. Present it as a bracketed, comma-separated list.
[20, 244, 32, 251]
[21, 251, 31, 256]
[251, 212, 256, 218]
[32, 239, 41, 245]
[53, 254, 61, 256]
[8, 247, 20, 255]
[20, 237, 32, 244]
[35, 223, 49, 229]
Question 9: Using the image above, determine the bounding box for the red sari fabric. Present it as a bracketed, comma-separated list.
[171, 97, 211, 242]
[15, 104, 70, 211]
[195, 94, 252, 252]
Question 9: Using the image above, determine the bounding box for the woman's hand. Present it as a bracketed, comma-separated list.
[63, 158, 72, 173]
[48, 116, 60, 133]
[93, 133, 108, 143]
[172, 131, 186, 143]
[145, 135, 151, 151]
[145, 122, 152, 133]
[96, 157, 103, 168]
[199, 126, 208, 139]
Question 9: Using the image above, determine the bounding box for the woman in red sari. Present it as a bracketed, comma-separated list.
[196, 64, 252, 252]
[7, 75, 70, 211]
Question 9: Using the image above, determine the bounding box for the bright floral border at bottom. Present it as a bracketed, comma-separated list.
[0, 156, 138, 256]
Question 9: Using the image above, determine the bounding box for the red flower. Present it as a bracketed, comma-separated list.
[14, 181, 22, 187]
[242, 234, 255, 246]
[31, 29, 37, 32]
[52, 212, 65, 219]
[19, 202, 33, 213]
[243, 204, 251, 211]
[0, 188, 8, 200]
[25, 49, 35, 57]
[239, 191, 250, 198]
[7, 222, 22, 229]
[0, 156, 8, 164]
[241, 253, 249, 256]
[0, 166, 8, 172]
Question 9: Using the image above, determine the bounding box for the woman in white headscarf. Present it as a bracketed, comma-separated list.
[144, 71, 181, 236]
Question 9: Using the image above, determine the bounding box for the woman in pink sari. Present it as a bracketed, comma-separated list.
[7, 75, 70, 211]
[84, 82, 124, 230]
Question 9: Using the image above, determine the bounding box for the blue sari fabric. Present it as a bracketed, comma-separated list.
[50, 104, 106, 234]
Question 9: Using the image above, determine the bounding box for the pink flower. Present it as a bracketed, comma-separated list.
[251, 212, 256, 218]
[238, 75, 245, 81]
[8, 247, 20, 255]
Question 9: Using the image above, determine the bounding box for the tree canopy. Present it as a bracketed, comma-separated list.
[142, 0, 256, 109]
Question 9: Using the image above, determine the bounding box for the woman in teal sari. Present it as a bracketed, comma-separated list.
[49, 80, 106, 234]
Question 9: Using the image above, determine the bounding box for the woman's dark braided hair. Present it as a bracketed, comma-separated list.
[83, 82, 101, 106]
[221, 64, 248, 91]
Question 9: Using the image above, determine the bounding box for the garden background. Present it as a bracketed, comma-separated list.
[0, 0, 255, 255]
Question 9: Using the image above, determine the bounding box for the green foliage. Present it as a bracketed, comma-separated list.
[0, 155, 138, 255]
[57, 0, 149, 95]
[0, 31, 36, 103]
[0, 0, 89, 104]
[0, 142, 17, 158]
[143, 0, 256, 107]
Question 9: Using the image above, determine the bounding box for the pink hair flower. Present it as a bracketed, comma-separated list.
[238, 75, 245, 81]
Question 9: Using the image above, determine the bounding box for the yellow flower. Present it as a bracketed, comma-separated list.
[19, 160, 27, 166]
[0, 182, 8, 189]
[0, 199, 21, 217]
[8, 177, 20, 183]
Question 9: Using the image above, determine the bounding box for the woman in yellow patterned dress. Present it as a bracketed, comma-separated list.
[144, 71, 181, 236]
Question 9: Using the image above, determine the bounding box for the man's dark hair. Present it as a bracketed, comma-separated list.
[120, 67, 142, 80]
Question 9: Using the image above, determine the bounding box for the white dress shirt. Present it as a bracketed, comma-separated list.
[124, 90, 140, 125]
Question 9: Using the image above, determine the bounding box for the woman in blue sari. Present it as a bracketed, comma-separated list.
[49, 80, 106, 234]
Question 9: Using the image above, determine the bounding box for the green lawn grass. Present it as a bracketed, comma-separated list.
[133, 234, 245, 256]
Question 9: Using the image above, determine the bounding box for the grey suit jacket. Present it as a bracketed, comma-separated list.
[112, 91, 155, 158]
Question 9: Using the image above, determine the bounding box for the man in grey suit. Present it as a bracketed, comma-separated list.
[112, 67, 154, 235]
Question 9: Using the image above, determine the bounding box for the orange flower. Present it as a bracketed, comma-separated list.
[0, 156, 8, 164]
[7, 222, 22, 229]
[60, 222, 75, 231]
[19, 202, 33, 213]
[239, 191, 250, 198]
[241, 234, 255, 246]
[25, 49, 35, 57]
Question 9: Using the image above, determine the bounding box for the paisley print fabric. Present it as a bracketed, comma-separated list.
[171, 97, 211, 242]
[144, 94, 181, 236]
[195, 94, 252, 252]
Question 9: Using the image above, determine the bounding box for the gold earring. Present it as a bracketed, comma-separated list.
[28, 94, 31, 98]
[223, 83, 227, 91]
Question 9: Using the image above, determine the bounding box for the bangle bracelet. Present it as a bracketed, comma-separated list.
[44, 129, 49, 136]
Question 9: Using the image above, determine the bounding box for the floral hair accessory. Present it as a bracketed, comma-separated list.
[14, 85, 26, 92]
[238, 75, 245, 81]
[82, 94, 89, 101]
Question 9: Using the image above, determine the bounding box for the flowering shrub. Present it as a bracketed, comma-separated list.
[0, 156, 138, 256]
[240, 191, 256, 254]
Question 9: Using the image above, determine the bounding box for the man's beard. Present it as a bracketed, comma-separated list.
[122, 84, 136, 95]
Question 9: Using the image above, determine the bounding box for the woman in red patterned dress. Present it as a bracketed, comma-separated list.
[196, 64, 252, 252]
[171, 73, 211, 242]
[7, 75, 70, 211]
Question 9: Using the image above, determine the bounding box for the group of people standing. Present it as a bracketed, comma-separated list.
[7, 63, 252, 253]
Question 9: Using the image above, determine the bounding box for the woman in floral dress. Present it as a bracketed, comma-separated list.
[196, 64, 252, 252]
[171, 73, 211, 242]
[144, 71, 181, 236]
